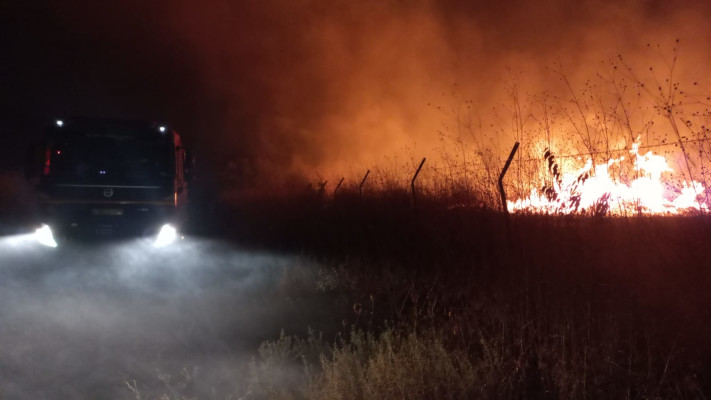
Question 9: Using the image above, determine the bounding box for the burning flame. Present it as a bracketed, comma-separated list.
[509, 142, 708, 215]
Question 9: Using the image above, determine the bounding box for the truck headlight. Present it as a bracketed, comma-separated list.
[35, 224, 58, 248]
[154, 224, 177, 247]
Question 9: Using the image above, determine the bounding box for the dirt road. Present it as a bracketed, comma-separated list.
[0, 234, 333, 399]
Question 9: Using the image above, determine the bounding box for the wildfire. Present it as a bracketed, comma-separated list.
[508, 143, 708, 215]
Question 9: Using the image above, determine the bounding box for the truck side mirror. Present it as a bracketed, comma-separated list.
[24, 142, 43, 184]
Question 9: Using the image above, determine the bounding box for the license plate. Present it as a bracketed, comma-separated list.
[92, 208, 124, 216]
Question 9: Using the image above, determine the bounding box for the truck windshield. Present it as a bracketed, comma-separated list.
[47, 128, 173, 185]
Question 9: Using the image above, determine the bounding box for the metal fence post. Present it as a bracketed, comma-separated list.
[334, 177, 345, 195]
[359, 170, 370, 198]
[411, 158, 426, 209]
[499, 142, 520, 215]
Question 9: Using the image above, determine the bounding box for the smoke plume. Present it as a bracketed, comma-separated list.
[3, 0, 711, 182]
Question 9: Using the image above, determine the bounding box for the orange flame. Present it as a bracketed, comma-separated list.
[509, 142, 708, 215]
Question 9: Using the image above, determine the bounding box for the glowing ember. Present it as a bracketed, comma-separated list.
[509, 142, 708, 215]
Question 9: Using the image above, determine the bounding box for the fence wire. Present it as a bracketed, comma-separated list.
[500, 136, 711, 165]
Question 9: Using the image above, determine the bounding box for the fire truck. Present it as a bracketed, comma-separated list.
[26, 118, 193, 247]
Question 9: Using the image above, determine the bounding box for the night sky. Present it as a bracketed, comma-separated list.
[2, 0, 710, 179]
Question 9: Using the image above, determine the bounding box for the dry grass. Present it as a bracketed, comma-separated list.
[250, 327, 479, 400]
[215, 186, 711, 400]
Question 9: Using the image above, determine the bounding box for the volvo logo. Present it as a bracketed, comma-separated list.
[103, 188, 114, 198]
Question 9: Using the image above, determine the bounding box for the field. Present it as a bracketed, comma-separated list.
[2, 168, 709, 399]
[209, 186, 711, 399]
[2, 45, 711, 398]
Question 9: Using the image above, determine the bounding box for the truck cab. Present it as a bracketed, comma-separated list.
[27, 118, 193, 246]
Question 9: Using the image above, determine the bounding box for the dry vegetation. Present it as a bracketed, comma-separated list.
[199, 48, 711, 400]
[206, 187, 711, 400]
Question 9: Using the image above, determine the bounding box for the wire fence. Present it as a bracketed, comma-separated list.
[319, 134, 711, 213]
[497, 136, 711, 165]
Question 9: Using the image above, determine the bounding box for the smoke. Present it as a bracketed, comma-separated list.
[0, 235, 332, 398]
[4, 0, 711, 181]
[151, 0, 711, 182]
